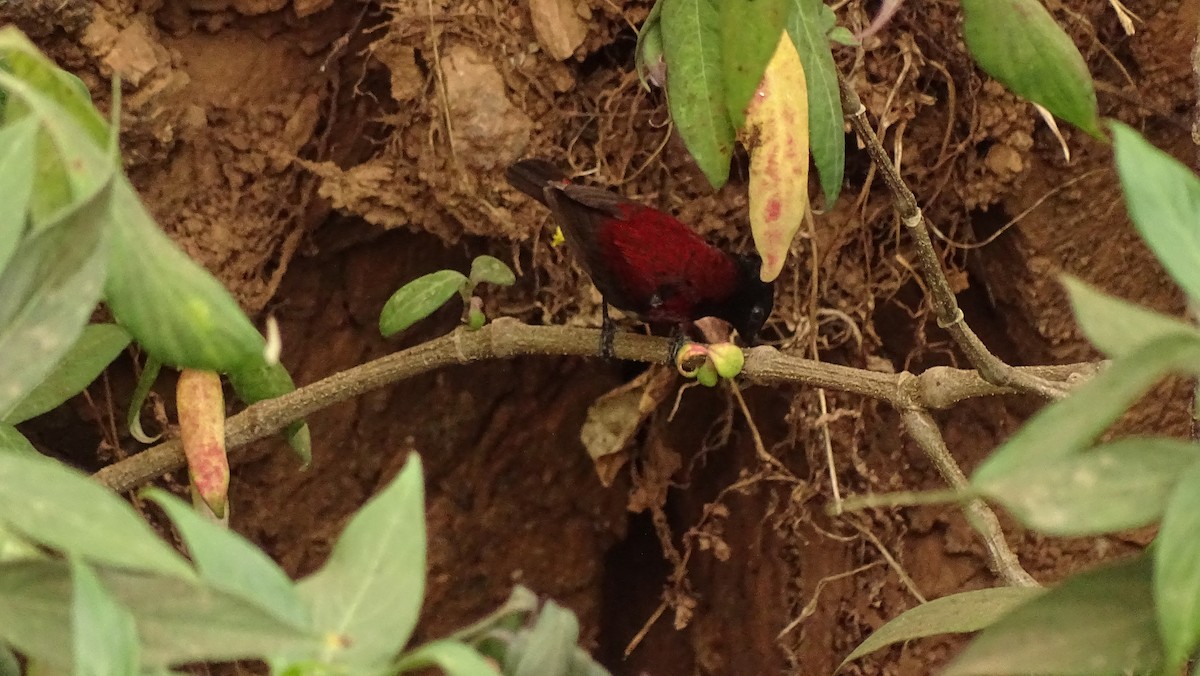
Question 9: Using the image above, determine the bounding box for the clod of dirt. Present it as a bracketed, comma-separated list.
[293, 0, 332, 19]
[82, 17, 168, 87]
[443, 44, 534, 170]
[527, 0, 588, 60]
[373, 38, 423, 103]
[231, 0, 289, 15]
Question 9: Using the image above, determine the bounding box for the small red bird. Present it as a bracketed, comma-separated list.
[506, 159, 775, 356]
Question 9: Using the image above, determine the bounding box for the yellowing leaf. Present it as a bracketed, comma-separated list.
[745, 32, 809, 282]
[177, 369, 229, 518]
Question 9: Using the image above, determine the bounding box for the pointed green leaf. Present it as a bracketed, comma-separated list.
[977, 437, 1200, 536]
[973, 335, 1200, 484]
[144, 489, 310, 631]
[507, 602, 579, 676]
[0, 560, 318, 668]
[0, 452, 194, 579]
[102, 568, 318, 666]
[71, 558, 139, 676]
[468, 255, 516, 288]
[395, 641, 500, 675]
[635, 0, 666, 90]
[127, 355, 163, 444]
[1063, 275, 1200, 358]
[1155, 460, 1200, 668]
[4, 323, 130, 424]
[840, 587, 1043, 668]
[0, 522, 41, 564]
[787, 0, 843, 204]
[961, 0, 1100, 137]
[105, 184, 265, 372]
[661, 0, 735, 188]
[0, 116, 38, 274]
[1111, 122, 1200, 304]
[228, 358, 311, 466]
[0, 643, 18, 676]
[0, 560, 75, 670]
[0, 425, 38, 457]
[719, 0, 789, 127]
[0, 59, 113, 225]
[379, 270, 468, 337]
[297, 454, 426, 664]
[0, 180, 110, 420]
[0, 29, 108, 144]
[946, 557, 1162, 675]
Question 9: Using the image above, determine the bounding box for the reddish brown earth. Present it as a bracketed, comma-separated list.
[9, 0, 1199, 673]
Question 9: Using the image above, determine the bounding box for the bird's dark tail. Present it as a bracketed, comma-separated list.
[505, 158, 567, 207]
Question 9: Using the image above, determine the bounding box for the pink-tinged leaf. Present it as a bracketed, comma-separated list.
[745, 32, 810, 282]
[177, 369, 229, 518]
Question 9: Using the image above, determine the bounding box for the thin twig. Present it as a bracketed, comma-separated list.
[899, 408, 1039, 587]
[838, 76, 1069, 400]
[848, 517, 926, 603]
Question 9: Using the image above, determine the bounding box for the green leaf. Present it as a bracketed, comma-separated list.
[0, 56, 113, 225]
[787, 0, 843, 204]
[0, 559, 74, 670]
[839, 587, 1043, 668]
[379, 270, 468, 337]
[661, 0, 735, 188]
[103, 568, 318, 667]
[567, 647, 611, 676]
[4, 323, 130, 424]
[1155, 460, 1200, 668]
[635, 0, 666, 90]
[395, 640, 500, 675]
[973, 335, 1200, 484]
[143, 489, 310, 631]
[0, 424, 38, 457]
[127, 355, 162, 444]
[0, 643, 18, 676]
[1111, 122, 1200, 303]
[297, 454, 426, 664]
[0, 179, 111, 420]
[976, 437, 1200, 536]
[945, 556, 1162, 675]
[507, 601, 579, 676]
[468, 255, 516, 289]
[827, 26, 856, 46]
[71, 558, 139, 676]
[0, 520, 42, 564]
[961, 0, 1100, 138]
[0, 452, 194, 579]
[1063, 275, 1200, 358]
[228, 358, 311, 466]
[0, 560, 318, 669]
[105, 184, 265, 372]
[0, 115, 38, 275]
[719, 0, 789, 127]
[0, 30, 108, 145]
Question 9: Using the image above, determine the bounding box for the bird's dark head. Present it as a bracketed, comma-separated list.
[724, 253, 775, 345]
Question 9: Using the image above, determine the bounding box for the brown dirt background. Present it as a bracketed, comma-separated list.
[8, 0, 1200, 673]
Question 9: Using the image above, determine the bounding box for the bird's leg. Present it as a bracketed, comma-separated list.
[600, 301, 616, 359]
[666, 324, 690, 363]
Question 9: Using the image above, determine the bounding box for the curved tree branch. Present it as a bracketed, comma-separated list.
[92, 318, 1100, 493]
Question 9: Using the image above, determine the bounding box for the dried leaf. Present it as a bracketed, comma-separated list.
[579, 365, 676, 486]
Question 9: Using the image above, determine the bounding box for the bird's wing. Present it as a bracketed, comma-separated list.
[543, 187, 638, 310]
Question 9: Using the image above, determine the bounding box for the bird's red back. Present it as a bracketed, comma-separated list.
[596, 204, 739, 324]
